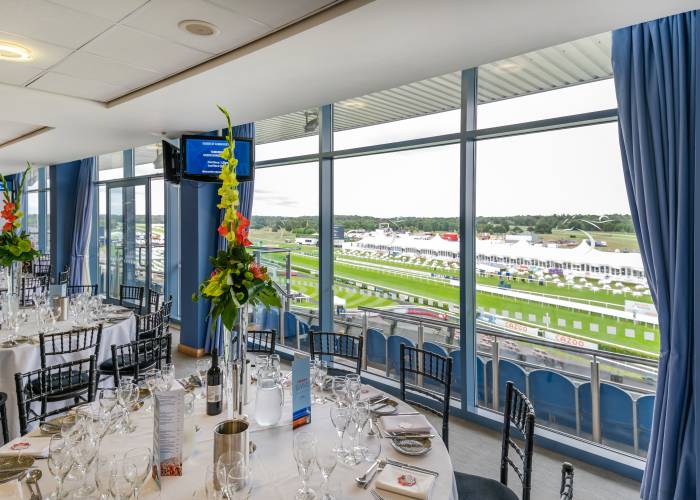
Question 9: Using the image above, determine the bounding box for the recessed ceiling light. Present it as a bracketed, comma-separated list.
[0, 42, 32, 62]
[343, 100, 367, 109]
[178, 20, 219, 37]
[494, 61, 521, 73]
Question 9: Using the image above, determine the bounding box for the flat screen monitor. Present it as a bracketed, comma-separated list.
[181, 135, 254, 182]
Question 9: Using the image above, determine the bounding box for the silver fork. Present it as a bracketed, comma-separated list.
[370, 489, 386, 500]
[363, 459, 387, 489]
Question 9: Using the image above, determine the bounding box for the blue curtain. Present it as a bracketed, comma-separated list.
[69, 158, 95, 287]
[612, 11, 699, 499]
[204, 122, 255, 353]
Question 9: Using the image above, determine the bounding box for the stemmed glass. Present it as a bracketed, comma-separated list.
[345, 374, 361, 403]
[316, 441, 338, 500]
[109, 460, 133, 500]
[216, 451, 249, 500]
[344, 401, 370, 465]
[124, 447, 152, 499]
[116, 382, 138, 433]
[329, 401, 351, 458]
[204, 464, 225, 499]
[313, 361, 328, 404]
[96, 454, 118, 500]
[331, 377, 347, 404]
[70, 433, 100, 492]
[293, 431, 317, 500]
[47, 435, 72, 500]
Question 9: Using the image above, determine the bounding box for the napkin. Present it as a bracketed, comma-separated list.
[0, 480, 27, 499]
[0, 436, 51, 458]
[375, 463, 435, 499]
[380, 414, 432, 434]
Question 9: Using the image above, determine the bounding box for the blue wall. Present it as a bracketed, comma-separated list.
[49, 160, 82, 279]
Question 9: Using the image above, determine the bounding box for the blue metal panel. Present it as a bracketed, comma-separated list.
[529, 369, 577, 431]
[580, 382, 635, 447]
[49, 160, 81, 280]
[387, 335, 414, 377]
[284, 311, 298, 339]
[636, 395, 655, 452]
[318, 104, 333, 332]
[366, 328, 387, 365]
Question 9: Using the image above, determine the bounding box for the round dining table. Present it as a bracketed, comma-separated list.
[0, 312, 136, 439]
[5, 377, 459, 499]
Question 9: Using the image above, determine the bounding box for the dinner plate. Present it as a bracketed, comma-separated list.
[0, 456, 34, 484]
[390, 436, 432, 456]
[371, 398, 399, 416]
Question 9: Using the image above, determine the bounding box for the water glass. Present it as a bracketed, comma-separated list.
[124, 447, 152, 499]
[293, 431, 317, 500]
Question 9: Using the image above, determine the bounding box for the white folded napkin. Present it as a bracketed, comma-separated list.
[380, 414, 432, 434]
[375, 463, 435, 499]
[0, 436, 51, 458]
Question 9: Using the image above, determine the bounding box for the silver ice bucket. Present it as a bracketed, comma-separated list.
[213, 418, 249, 488]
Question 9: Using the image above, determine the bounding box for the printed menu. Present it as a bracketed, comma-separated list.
[153, 387, 185, 480]
[292, 354, 311, 429]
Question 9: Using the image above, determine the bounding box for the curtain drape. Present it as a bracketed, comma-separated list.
[612, 11, 699, 499]
[69, 157, 95, 287]
[205, 122, 255, 353]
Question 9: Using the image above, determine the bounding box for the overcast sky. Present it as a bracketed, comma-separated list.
[254, 78, 630, 219]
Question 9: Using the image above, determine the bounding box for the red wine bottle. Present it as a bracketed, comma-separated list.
[206, 348, 222, 416]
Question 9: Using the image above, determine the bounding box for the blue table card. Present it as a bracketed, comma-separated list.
[292, 354, 311, 429]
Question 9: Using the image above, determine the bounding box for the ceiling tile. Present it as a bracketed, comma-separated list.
[0, 0, 112, 49]
[0, 31, 72, 69]
[81, 25, 210, 75]
[28, 72, 126, 101]
[52, 51, 161, 89]
[0, 120, 43, 144]
[207, 0, 336, 28]
[122, 0, 268, 55]
[0, 60, 45, 86]
[45, 0, 150, 22]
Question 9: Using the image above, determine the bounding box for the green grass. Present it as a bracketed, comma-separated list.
[540, 230, 640, 252]
[291, 279, 395, 309]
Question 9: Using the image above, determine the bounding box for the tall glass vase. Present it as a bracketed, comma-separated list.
[4, 261, 21, 296]
[225, 304, 249, 417]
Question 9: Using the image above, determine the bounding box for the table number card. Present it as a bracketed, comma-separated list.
[292, 354, 311, 429]
[153, 387, 185, 482]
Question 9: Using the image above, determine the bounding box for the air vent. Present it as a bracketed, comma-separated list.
[178, 20, 219, 37]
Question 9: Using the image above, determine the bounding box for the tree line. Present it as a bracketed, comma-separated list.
[251, 214, 634, 236]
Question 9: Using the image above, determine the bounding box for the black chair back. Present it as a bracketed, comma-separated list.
[14, 356, 97, 435]
[247, 329, 276, 354]
[0, 392, 8, 445]
[136, 309, 164, 340]
[399, 344, 452, 448]
[33, 263, 52, 277]
[111, 333, 172, 386]
[119, 284, 145, 312]
[560, 462, 574, 500]
[161, 296, 173, 335]
[67, 284, 98, 296]
[58, 266, 70, 285]
[500, 381, 536, 500]
[310, 331, 363, 375]
[20, 275, 49, 306]
[147, 288, 161, 313]
[39, 325, 102, 369]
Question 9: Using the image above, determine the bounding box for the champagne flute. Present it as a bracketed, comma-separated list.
[345, 374, 361, 403]
[96, 454, 118, 500]
[316, 441, 338, 500]
[329, 401, 351, 457]
[293, 431, 317, 500]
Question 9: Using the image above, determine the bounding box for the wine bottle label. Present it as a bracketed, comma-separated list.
[207, 384, 221, 403]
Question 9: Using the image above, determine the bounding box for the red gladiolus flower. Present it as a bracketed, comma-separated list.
[217, 223, 229, 237]
[1, 201, 16, 222]
[249, 262, 266, 281]
[210, 269, 219, 279]
[235, 211, 252, 247]
[2, 222, 12, 232]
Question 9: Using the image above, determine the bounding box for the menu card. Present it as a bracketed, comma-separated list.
[292, 354, 311, 429]
[153, 387, 185, 481]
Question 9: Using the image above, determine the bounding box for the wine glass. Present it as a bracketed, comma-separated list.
[70, 433, 99, 490]
[331, 377, 347, 404]
[329, 401, 351, 457]
[314, 361, 328, 403]
[316, 441, 338, 500]
[204, 463, 225, 499]
[123, 447, 152, 499]
[116, 382, 138, 433]
[293, 431, 317, 500]
[216, 451, 248, 499]
[99, 388, 118, 414]
[345, 374, 361, 403]
[47, 435, 72, 500]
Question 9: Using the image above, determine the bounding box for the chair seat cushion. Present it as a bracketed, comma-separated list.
[29, 371, 89, 396]
[99, 355, 156, 374]
[454, 472, 519, 500]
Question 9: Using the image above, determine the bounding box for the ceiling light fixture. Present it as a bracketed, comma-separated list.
[304, 111, 319, 133]
[343, 100, 366, 109]
[0, 42, 31, 61]
[178, 20, 219, 37]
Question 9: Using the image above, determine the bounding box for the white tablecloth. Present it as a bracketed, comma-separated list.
[5, 381, 458, 499]
[0, 314, 136, 439]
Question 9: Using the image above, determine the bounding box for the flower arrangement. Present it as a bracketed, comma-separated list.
[192, 106, 280, 331]
[0, 164, 39, 267]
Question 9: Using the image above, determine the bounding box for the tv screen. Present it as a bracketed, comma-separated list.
[181, 135, 254, 182]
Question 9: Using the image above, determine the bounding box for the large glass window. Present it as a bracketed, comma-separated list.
[135, 144, 162, 177]
[255, 109, 320, 161]
[23, 167, 49, 253]
[98, 151, 124, 181]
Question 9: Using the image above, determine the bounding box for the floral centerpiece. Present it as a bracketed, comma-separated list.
[0, 164, 39, 293]
[193, 106, 280, 333]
